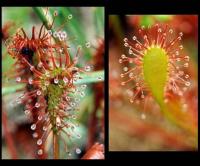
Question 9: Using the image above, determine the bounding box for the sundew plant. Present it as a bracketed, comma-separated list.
[109, 15, 197, 151]
[2, 7, 104, 159]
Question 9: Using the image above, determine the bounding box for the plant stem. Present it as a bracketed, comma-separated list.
[53, 133, 59, 159]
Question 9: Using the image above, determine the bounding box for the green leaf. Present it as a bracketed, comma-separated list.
[143, 46, 168, 106]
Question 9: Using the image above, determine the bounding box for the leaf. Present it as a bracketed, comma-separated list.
[143, 47, 168, 106]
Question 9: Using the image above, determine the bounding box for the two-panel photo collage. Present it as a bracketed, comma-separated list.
[1, 3, 198, 160]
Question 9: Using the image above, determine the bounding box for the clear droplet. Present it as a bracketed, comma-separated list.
[28, 77, 33, 84]
[38, 115, 43, 121]
[68, 14, 73, 19]
[85, 42, 91, 48]
[121, 54, 126, 59]
[179, 45, 183, 50]
[185, 74, 189, 79]
[35, 102, 40, 108]
[16, 77, 21, 82]
[75, 148, 81, 154]
[123, 38, 128, 42]
[85, 66, 91, 72]
[80, 92, 85, 97]
[123, 67, 128, 72]
[129, 72, 134, 78]
[169, 29, 173, 34]
[81, 84, 87, 89]
[37, 149, 43, 155]
[37, 139, 42, 145]
[54, 78, 59, 84]
[24, 109, 30, 115]
[30, 66, 35, 71]
[185, 82, 191, 86]
[43, 126, 47, 131]
[31, 124, 36, 130]
[97, 76, 103, 80]
[184, 56, 190, 61]
[124, 43, 128, 47]
[132, 36, 137, 40]
[36, 90, 41, 96]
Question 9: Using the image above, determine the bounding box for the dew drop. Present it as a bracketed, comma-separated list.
[185, 82, 191, 86]
[176, 58, 181, 62]
[37, 149, 43, 155]
[37, 139, 42, 145]
[97, 76, 103, 80]
[179, 45, 183, 50]
[68, 14, 73, 19]
[141, 95, 145, 99]
[28, 77, 33, 84]
[54, 78, 59, 84]
[129, 49, 133, 54]
[85, 65, 91, 72]
[31, 124, 36, 130]
[124, 42, 129, 47]
[184, 56, 190, 61]
[81, 84, 87, 89]
[85, 42, 91, 48]
[132, 36, 137, 40]
[129, 72, 134, 78]
[158, 28, 162, 33]
[75, 148, 81, 154]
[123, 67, 128, 72]
[43, 126, 47, 131]
[80, 92, 85, 97]
[35, 102, 40, 108]
[185, 74, 189, 79]
[24, 109, 30, 115]
[38, 115, 43, 121]
[124, 38, 128, 42]
[179, 32, 183, 37]
[169, 29, 173, 33]
[16, 77, 21, 82]
[121, 54, 126, 59]
[36, 90, 41, 96]
[30, 66, 35, 71]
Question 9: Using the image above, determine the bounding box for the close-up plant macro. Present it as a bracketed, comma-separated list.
[109, 15, 198, 151]
[2, 7, 104, 159]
